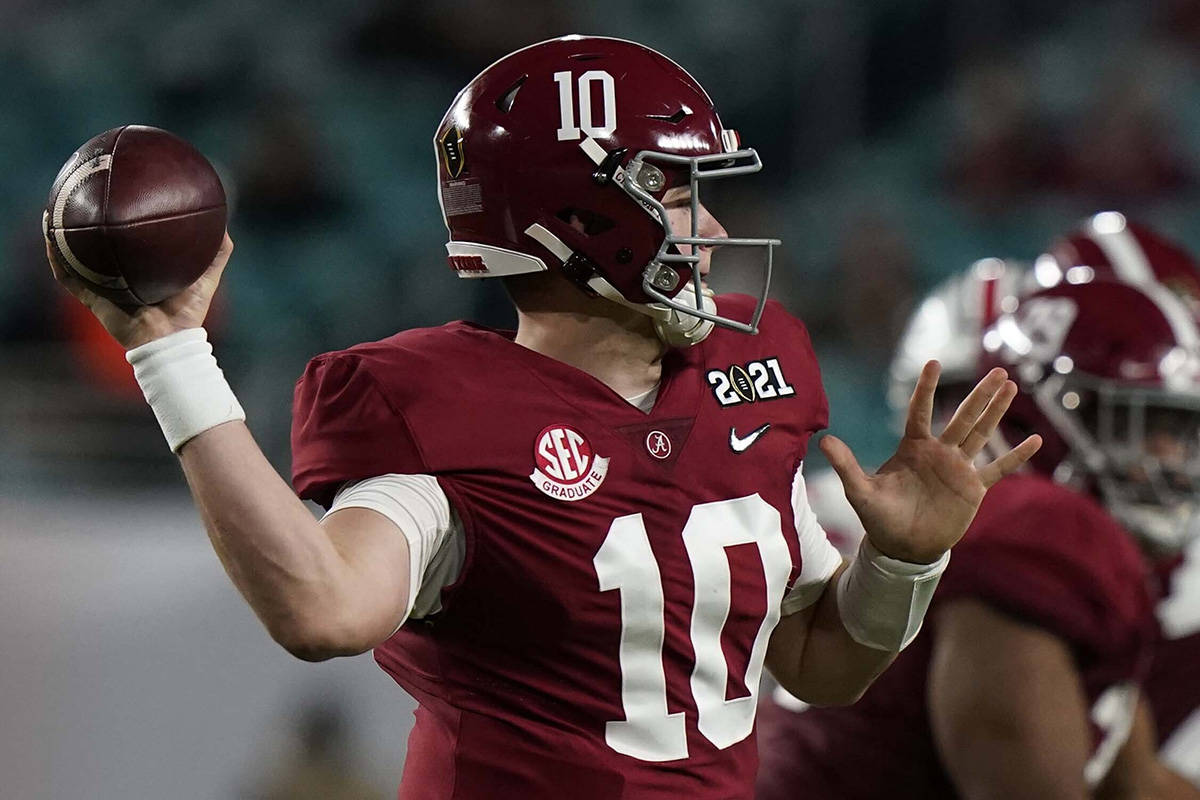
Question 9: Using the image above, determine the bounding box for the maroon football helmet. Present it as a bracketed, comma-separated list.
[983, 279, 1200, 551]
[1036, 211, 1200, 310]
[434, 35, 780, 347]
[887, 257, 1035, 428]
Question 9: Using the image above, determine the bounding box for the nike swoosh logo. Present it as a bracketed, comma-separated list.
[729, 423, 771, 453]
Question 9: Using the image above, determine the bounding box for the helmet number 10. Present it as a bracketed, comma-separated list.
[554, 70, 617, 142]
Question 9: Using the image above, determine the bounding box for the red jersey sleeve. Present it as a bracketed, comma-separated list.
[291, 352, 427, 508]
[935, 476, 1151, 662]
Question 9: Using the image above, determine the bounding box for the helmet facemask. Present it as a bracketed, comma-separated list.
[616, 146, 781, 342]
[1033, 372, 1200, 553]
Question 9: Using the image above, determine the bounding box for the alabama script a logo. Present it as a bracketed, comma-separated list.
[530, 424, 610, 501]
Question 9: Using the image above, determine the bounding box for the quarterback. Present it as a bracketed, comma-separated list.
[48, 37, 1039, 798]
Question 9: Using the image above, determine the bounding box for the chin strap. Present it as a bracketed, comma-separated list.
[586, 275, 715, 348]
[524, 222, 715, 348]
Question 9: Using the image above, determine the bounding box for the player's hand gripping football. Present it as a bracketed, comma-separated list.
[821, 361, 1042, 564]
[44, 231, 233, 350]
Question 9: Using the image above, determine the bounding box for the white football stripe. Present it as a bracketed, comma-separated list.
[51, 154, 129, 289]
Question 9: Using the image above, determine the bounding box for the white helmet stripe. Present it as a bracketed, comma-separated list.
[445, 241, 547, 277]
[1091, 222, 1154, 284]
[579, 137, 608, 166]
[524, 223, 573, 263]
[1144, 282, 1200, 349]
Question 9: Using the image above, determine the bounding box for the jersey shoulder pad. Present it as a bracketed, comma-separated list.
[290, 323, 481, 505]
[965, 474, 1126, 554]
[707, 295, 828, 431]
[937, 474, 1152, 655]
[291, 345, 426, 507]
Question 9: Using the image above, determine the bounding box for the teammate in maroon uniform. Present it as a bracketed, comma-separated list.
[1045, 213, 1200, 789]
[759, 250, 1200, 798]
[46, 37, 1040, 799]
[1153, 536, 1200, 786]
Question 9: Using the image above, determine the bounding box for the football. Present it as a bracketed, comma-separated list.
[730, 365, 755, 401]
[43, 125, 227, 306]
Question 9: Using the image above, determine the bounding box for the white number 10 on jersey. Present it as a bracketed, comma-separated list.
[593, 494, 791, 761]
[554, 70, 617, 141]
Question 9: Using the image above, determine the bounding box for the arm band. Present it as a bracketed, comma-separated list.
[836, 536, 949, 652]
[126, 327, 246, 453]
[326, 474, 465, 625]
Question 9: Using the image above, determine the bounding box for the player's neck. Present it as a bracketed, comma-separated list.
[514, 308, 665, 398]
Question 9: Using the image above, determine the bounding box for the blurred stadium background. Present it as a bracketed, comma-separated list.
[4, 0, 1200, 796]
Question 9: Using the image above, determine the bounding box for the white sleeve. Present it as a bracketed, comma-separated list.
[324, 474, 466, 625]
[780, 463, 845, 616]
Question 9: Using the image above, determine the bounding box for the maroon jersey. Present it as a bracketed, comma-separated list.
[757, 474, 1157, 799]
[291, 296, 832, 799]
[1147, 542, 1200, 781]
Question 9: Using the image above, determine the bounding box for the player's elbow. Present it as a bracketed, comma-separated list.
[267, 615, 373, 662]
[774, 672, 870, 707]
[797, 685, 869, 707]
[277, 635, 342, 662]
[812, 684, 870, 707]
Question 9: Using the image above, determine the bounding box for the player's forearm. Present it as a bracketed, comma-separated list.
[929, 600, 1091, 800]
[121, 328, 390, 658]
[1098, 698, 1200, 800]
[942, 715, 1089, 798]
[772, 565, 895, 705]
[1144, 763, 1200, 800]
[178, 421, 368, 659]
[947, 740, 1088, 800]
[770, 535, 949, 704]
[1103, 763, 1200, 800]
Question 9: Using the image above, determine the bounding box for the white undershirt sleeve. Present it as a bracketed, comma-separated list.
[324, 474, 466, 626]
[780, 463, 845, 616]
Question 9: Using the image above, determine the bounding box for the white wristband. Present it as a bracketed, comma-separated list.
[126, 327, 245, 453]
[836, 536, 949, 652]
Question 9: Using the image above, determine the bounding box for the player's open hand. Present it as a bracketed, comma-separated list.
[821, 361, 1042, 564]
[45, 231, 233, 350]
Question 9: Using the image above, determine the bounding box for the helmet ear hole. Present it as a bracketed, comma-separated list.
[556, 207, 615, 236]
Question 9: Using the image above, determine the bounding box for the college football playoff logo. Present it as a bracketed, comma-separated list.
[530, 424, 610, 501]
[440, 126, 465, 178]
[706, 357, 796, 407]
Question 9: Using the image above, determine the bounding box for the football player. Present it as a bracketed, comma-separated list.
[1043, 213, 1200, 788]
[1154, 534, 1200, 787]
[759, 233, 1200, 798]
[46, 37, 1039, 799]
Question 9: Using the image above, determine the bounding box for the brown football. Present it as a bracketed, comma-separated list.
[44, 125, 227, 306]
